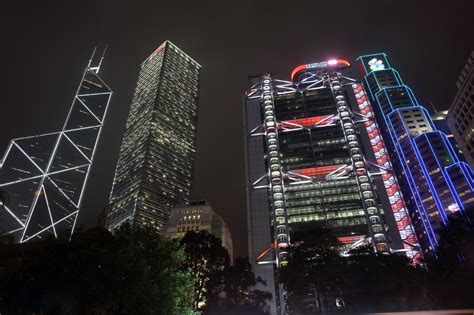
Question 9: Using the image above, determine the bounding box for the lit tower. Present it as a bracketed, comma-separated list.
[244, 59, 422, 314]
[106, 41, 201, 231]
[357, 53, 474, 253]
[0, 49, 112, 242]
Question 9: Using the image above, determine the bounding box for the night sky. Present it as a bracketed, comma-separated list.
[1, 1, 473, 258]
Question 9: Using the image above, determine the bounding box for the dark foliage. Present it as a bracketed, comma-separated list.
[181, 230, 272, 314]
[180, 230, 230, 310]
[423, 214, 474, 309]
[280, 228, 433, 314]
[0, 224, 196, 315]
[205, 257, 272, 315]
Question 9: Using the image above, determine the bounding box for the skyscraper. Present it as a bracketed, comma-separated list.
[447, 51, 474, 168]
[106, 41, 201, 231]
[0, 49, 112, 242]
[358, 53, 474, 253]
[244, 59, 419, 314]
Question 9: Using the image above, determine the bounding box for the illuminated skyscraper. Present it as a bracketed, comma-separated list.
[106, 41, 201, 231]
[244, 59, 420, 314]
[0, 49, 112, 242]
[358, 53, 474, 253]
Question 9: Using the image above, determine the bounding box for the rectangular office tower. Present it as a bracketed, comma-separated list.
[244, 59, 420, 314]
[448, 51, 474, 168]
[106, 41, 201, 231]
[357, 53, 474, 254]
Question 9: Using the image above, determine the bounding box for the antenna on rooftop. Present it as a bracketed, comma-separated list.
[90, 44, 108, 74]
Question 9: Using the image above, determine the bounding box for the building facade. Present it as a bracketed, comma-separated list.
[358, 53, 474, 253]
[244, 59, 420, 314]
[164, 200, 233, 262]
[431, 110, 465, 161]
[106, 41, 201, 231]
[447, 51, 474, 168]
[0, 50, 112, 242]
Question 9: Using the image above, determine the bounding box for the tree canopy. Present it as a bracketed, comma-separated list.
[180, 230, 272, 315]
[0, 224, 197, 315]
[280, 227, 433, 314]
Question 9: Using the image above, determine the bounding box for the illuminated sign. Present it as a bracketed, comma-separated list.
[307, 61, 329, 69]
[290, 59, 351, 81]
[357, 54, 390, 75]
[368, 58, 386, 71]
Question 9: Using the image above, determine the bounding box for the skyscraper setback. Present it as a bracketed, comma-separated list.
[358, 53, 474, 253]
[106, 41, 201, 231]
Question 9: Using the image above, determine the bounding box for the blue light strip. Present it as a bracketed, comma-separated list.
[363, 68, 403, 101]
[414, 132, 459, 219]
[373, 90, 439, 231]
[451, 162, 474, 190]
[363, 73, 438, 250]
[357, 54, 474, 252]
[385, 111, 439, 247]
[397, 111, 448, 225]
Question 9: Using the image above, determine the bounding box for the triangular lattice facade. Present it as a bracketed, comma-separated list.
[0, 56, 112, 242]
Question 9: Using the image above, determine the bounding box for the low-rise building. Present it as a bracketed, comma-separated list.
[164, 200, 233, 263]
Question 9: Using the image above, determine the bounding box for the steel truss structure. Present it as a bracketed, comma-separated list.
[0, 49, 112, 242]
[247, 61, 422, 265]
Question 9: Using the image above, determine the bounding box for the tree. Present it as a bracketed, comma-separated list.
[424, 214, 474, 309]
[0, 224, 197, 315]
[180, 230, 230, 311]
[204, 257, 272, 315]
[338, 247, 432, 313]
[280, 227, 344, 314]
[180, 230, 272, 315]
[280, 228, 432, 314]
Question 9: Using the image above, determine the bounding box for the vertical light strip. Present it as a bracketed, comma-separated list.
[327, 73, 389, 253]
[261, 75, 290, 267]
[352, 83, 421, 260]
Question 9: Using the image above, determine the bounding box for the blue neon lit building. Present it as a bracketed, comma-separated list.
[357, 53, 474, 254]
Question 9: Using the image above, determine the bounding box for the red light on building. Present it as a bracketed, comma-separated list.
[282, 115, 335, 128]
[290, 59, 351, 81]
[292, 165, 344, 178]
[338, 235, 365, 244]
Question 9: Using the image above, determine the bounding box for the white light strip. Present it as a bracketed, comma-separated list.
[62, 133, 92, 163]
[77, 91, 112, 97]
[42, 185, 58, 238]
[12, 142, 45, 174]
[47, 177, 79, 208]
[21, 210, 78, 243]
[47, 163, 90, 176]
[76, 96, 103, 124]
[0, 174, 44, 187]
[3, 205, 25, 227]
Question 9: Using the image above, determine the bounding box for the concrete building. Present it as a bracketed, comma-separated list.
[447, 51, 474, 168]
[164, 200, 233, 262]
